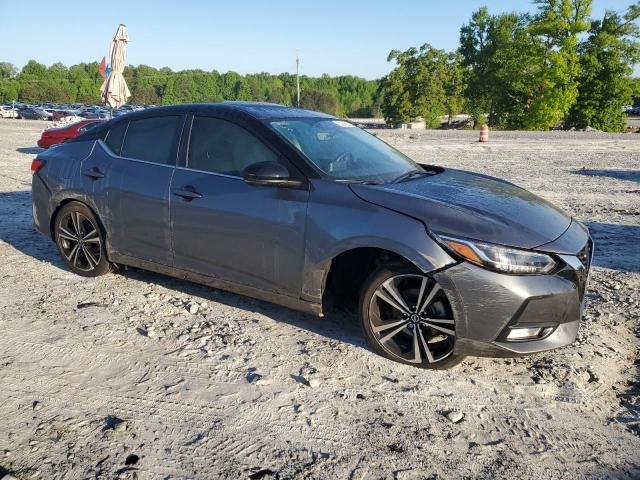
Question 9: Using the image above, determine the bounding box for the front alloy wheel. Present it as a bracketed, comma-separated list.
[360, 266, 459, 368]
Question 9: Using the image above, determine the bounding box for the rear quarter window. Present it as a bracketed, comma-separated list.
[121, 116, 182, 165]
[104, 121, 128, 155]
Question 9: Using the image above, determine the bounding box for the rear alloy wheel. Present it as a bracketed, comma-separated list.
[360, 266, 460, 368]
[54, 202, 111, 277]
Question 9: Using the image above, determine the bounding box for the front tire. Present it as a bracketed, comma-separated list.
[54, 202, 111, 277]
[360, 264, 461, 369]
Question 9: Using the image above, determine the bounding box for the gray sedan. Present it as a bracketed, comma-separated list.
[31, 102, 592, 368]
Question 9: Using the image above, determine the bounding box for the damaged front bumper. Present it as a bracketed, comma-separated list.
[434, 223, 593, 358]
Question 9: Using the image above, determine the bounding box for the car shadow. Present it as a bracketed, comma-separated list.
[0, 190, 69, 271]
[573, 168, 640, 183]
[0, 190, 365, 350]
[585, 222, 640, 273]
[115, 267, 365, 349]
[16, 147, 44, 155]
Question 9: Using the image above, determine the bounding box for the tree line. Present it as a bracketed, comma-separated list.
[0, 61, 382, 118]
[382, 0, 640, 131]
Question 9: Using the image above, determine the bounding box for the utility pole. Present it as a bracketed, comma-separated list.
[296, 50, 300, 108]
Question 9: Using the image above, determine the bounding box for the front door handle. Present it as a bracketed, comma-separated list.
[83, 167, 104, 179]
[173, 186, 203, 201]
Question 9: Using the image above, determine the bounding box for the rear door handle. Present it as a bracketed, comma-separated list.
[83, 167, 104, 179]
[173, 187, 203, 201]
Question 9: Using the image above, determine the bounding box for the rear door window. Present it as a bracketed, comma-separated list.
[121, 116, 182, 165]
[187, 116, 278, 176]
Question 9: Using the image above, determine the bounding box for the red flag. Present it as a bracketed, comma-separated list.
[98, 56, 107, 79]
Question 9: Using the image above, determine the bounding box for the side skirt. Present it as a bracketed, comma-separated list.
[109, 252, 323, 317]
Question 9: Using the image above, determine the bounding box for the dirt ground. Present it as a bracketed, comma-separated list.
[0, 119, 638, 479]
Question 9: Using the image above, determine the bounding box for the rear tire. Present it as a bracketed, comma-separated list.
[359, 263, 462, 369]
[54, 202, 111, 277]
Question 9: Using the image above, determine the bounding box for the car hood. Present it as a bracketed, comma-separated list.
[350, 168, 572, 249]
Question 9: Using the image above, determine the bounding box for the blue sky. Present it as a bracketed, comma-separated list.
[2, 0, 635, 79]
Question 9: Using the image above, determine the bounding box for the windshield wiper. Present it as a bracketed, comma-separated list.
[335, 179, 381, 185]
[391, 170, 431, 184]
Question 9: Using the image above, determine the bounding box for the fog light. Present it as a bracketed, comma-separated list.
[506, 327, 543, 341]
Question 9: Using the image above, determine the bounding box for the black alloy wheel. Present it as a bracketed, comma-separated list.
[360, 265, 460, 368]
[54, 202, 111, 277]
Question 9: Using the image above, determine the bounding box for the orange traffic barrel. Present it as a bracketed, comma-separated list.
[479, 124, 489, 142]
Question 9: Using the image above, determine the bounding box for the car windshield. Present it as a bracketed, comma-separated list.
[269, 118, 424, 184]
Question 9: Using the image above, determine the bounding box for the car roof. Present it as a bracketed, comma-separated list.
[218, 102, 334, 120]
[74, 102, 336, 145]
[110, 101, 335, 121]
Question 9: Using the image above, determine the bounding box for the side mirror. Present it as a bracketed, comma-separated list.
[243, 161, 302, 188]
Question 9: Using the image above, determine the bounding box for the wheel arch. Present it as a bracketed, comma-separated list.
[320, 245, 432, 313]
[49, 195, 107, 243]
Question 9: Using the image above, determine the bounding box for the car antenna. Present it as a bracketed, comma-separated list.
[296, 50, 300, 108]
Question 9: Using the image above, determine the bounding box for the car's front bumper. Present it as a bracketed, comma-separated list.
[434, 223, 592, 358]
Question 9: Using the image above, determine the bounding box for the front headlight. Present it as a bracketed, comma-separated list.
[434, 233, 556, 275]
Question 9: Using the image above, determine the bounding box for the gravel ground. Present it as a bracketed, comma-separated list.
[0, 119, 638, 479]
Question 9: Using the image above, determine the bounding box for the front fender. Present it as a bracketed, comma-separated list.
[301, 180, 455, 302]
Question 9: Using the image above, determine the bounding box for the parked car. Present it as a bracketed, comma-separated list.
[37, 119, 102, 148]
[18, 107, 52, 120]
[78, 110, 109, 120]
[112, 105, 137, 117]
[0, 105, 18, 118]
[31, 102, 592, 368]
[50, 109, 80, 121]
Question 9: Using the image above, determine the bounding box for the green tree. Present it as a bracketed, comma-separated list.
[522, 0, 592, 129]
[412, 45, 450, 128]
[21, 59, 47, 77]
[566, 2, 640, 131]
[443, 53, 466, 124]
[300, 89, 341, 115]
[459, 6, 495, 126]
[0, 79, 19, 102]
[459, 2, 592, 130]
[381, 44, 465, 127]
[381, 48, 417, 125]
[0, 62, 17, 79]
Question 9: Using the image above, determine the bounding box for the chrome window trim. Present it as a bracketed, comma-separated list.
[96, 139, 176, 169]
[175, 165, 242, 180]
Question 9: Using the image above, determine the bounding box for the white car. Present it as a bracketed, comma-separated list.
[0, 106, 19, 119]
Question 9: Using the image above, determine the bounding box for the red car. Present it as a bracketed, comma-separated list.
[37, 120, 102, 149]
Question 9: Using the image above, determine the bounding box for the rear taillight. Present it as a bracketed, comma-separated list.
[31, 158, 46, 174]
